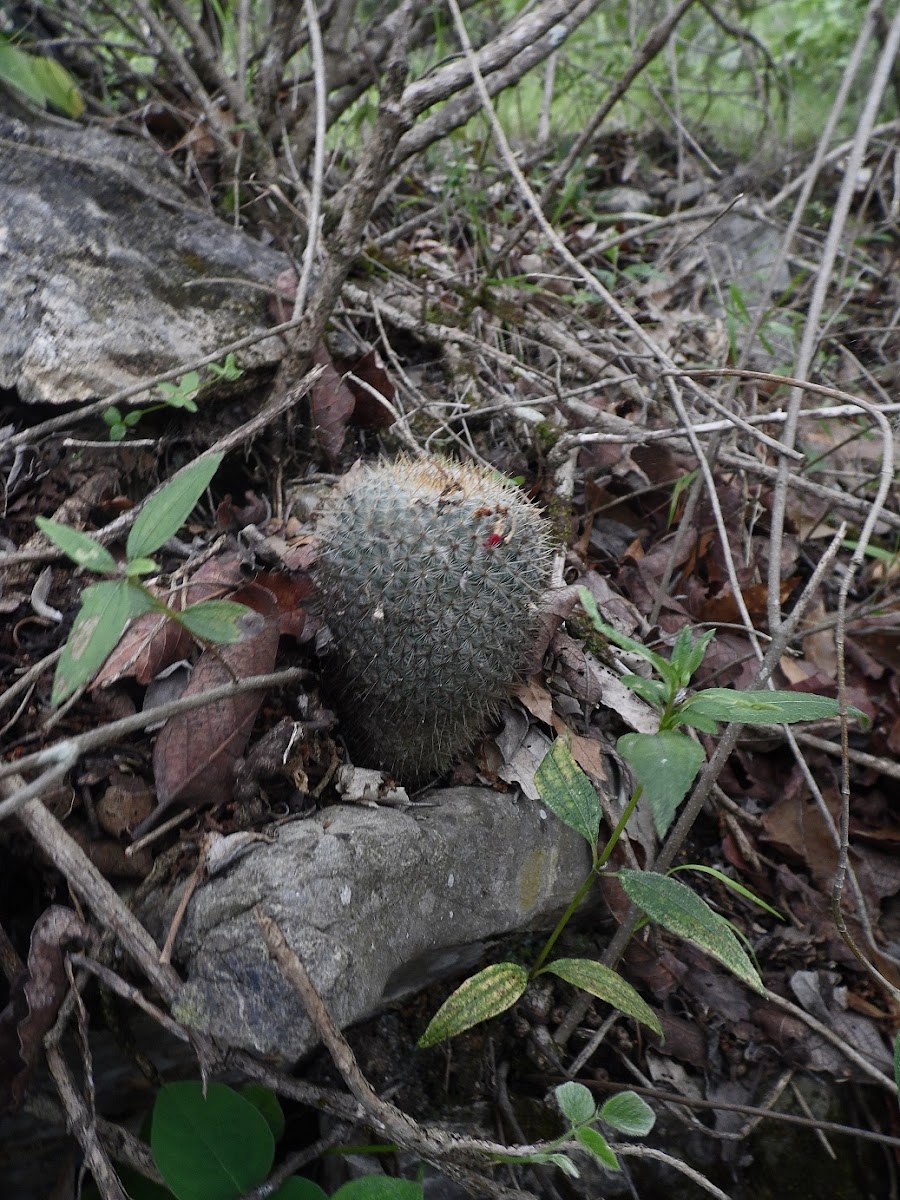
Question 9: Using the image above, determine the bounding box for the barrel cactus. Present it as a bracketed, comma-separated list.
[314, 456, 554, 785]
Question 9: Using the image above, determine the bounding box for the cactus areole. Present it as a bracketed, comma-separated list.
[315, 457, 554, 785]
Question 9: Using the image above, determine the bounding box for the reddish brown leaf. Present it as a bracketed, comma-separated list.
[0, 908, 94, 1113]
[216, 491, 269, 531]
[341, 348, 397, 428]
[311, 344, 355, 463]
[255, 570, 315, 640]
[142, 583, 280, 835]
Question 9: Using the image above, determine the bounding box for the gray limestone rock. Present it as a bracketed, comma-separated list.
[0, 108, 290, 406]
[140, 788, 595, 1061]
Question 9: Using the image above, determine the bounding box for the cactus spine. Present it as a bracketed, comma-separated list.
[315, 456, 553, 785]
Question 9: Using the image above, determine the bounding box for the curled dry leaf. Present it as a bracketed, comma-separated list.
[0, 907, 95, 1113]
[139, 582, 280, 837]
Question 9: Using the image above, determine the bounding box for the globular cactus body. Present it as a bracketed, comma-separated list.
[315, 457, 553, 785]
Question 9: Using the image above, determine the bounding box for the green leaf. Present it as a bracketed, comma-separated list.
[618, 870, 765, 995]
[574, 1126, 619, 1170]
[126, 557, 159, 577]
[599, 1091, 655, 1137]
[36, 517, 118, 574]
[535, 738, 600, 847]
[617, 731, 706, 838]
[668, 864, 783, 920]
[177, 600, 254, 643]
[27, 53, 85, 116]
[621, 675, 668, 710]
[418, 963, 527, 1048]
[669, 627, 716, 685]
[682, 688, 865, 726]
[541, 959, 662, 1037]
[677, 709, 720, 735]
[578, 588, 676, 686]
[555, 1081, 596, 1126]
[332, 1179, 423, 1200]
[239, 1084, 285, 1143]
[271, 1180, 329, 1200]
[0, 40, 83, 114]
[151, 1081, 274, 1200]
[127, 453, 223, 559]
[52, 581, 133, 704]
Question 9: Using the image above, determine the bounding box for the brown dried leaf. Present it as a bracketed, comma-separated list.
[0, 908, 94, 1113]
[311, 344, 355, 463]
[142, 583, 280, 835]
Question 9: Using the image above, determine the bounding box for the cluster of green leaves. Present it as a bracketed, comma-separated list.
[86, 1081, 421, 1200]
[103, 355, 243, 441]
[494, 1083, 655, 1179]
[419, 586, 863, 1133]
[37, 453, 249, 704]
[0, 34, 84, 116]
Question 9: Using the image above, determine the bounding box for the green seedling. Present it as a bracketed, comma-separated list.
[493, 1082, 655, 1178]
[102, 356, 243, 441]
[419, 586, 866, 1133]
[37, 453, 250, 704]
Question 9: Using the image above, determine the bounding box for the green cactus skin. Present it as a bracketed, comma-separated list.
[315, 456, 554, 785]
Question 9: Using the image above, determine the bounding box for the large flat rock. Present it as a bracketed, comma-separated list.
[142, 788, 595, 1060]
[0, 108, 290, 405]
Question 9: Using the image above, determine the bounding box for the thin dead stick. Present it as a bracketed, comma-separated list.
[615, 1146, 731, 1200]
[68, 953, 190, 1042]
[0, 667, 309, 820]
[6, 783, 180, 1002]
[255, 907, 556, 1199]
[766, 1, 900, 633]
[443, 0, 802, 464]
[292, 0, 327, 319]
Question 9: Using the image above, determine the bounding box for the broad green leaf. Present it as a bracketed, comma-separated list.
[555, 1081, 596, 1126]
[618, 870, 765, 995]
[27, 53, 85, 116]
[677, 708, 720, 735]
[127, 452, 223, 559]
[52, 581, 132, 704]
[240, 1084, 285, 1143]
[682, 688, 865, 726]
[177, 599, 254, 643]
[535, 738, 600, 848]
[599, 1091, 655, 1137]
[578, 588, 676, 685]
[271, 1180, 329, 1200]
[669, 864, 783, 920]
[332, 1179, 423, 1199]
[36, 517, 118, 574]
[617, 731, 705, 838]
[542, 959, 662, 1037]
[574, 1126, 619, 1170]
[151, 1081, 274, 1200]
[418, 963, 527, 1048]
